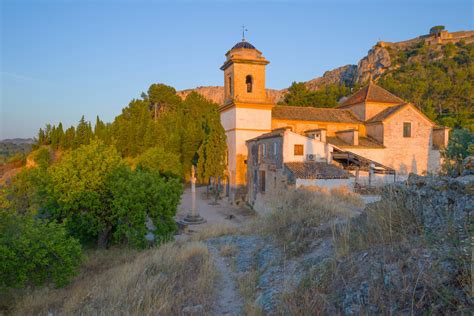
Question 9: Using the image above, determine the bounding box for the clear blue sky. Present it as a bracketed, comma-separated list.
[1, 0, 472, 139]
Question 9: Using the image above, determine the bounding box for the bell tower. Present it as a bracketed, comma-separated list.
[221, 40, 270, 105]
[219, 38, 273, 200]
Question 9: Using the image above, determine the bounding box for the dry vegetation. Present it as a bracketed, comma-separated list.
[254, 186, 361, 256]
[237, 270, 262, 316]
[190, 223, 239, 241]
[279, 185, 472, 314]
[11, 241, 216, 315]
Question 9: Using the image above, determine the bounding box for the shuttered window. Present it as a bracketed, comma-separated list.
[294, 144, 304, 156]
[403, 122, 411, 138]
[259, 170, 266, 193]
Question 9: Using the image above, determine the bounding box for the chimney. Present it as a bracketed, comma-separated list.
[336, 129, 359, 146]
[305, 128, 327, 142]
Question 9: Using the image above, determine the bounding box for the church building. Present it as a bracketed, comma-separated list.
[218, 39, 449, 203]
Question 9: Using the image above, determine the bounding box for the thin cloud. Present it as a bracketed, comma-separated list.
[1, 71, 53, 84]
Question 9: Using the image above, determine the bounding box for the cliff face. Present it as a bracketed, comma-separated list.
[305, 65, 358, 90]
[355, 46, 391, 83]
[177, 86, 283, 105]
[177, 86, 225, 105]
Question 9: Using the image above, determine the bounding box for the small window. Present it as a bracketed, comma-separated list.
[294, 144, 304, 156]
[262, 143, 266, 158]
[273, 142, 278, 157]
[228, 75, 233, 96]
[403, 122, 411, 138]
[259, 170, 266, 192]
[246, 75, 253, 93]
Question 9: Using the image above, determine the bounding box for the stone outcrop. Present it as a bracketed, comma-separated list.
[176, 86, 225, 104]
[304, 65, 357, 90]
[395, 174, 473, 243]
[355, 46, 391, 83]
[177, 86, 283, 105]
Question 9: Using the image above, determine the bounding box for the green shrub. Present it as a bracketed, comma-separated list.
[47, 140, 182, 248]
[135, 146, 182, 178]
[441, 128, 474, 176]
[33, 147, 52, 169]
[106, 167, 183, 248]
[0, 212, 82, 290]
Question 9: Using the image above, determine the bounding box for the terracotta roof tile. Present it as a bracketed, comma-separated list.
[338, 81, 404, 107]
[272, 106, 361, 123]
[365, 103, 407, 123]
[246, 128, 287, 142]
[285, 162, 352, 179]
[327, 136, 384, 148]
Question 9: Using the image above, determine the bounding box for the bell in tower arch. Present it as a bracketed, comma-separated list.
[246, 75, 253, 93]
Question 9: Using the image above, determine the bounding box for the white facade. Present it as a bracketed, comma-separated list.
[280, 130, 333, 163]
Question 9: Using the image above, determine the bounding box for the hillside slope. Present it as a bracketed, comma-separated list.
[178, 28, 473, 129]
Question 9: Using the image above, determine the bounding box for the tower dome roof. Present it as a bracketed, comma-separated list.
[231, 40, 256, 50]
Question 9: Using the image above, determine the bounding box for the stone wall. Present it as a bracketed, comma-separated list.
[389, 173, 472, 254]
[382, 106, 434, 174]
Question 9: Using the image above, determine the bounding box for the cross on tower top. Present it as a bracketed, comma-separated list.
[241, 25, 248, 41]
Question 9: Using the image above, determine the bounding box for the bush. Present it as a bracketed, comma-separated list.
[441, 128, 474, 176]
[135, 146, 182, 177]
[0, 212, 82, 290]
[33, 147, 52, 169]
[106, 167, 183, 248]
[48, 140, 124, 247]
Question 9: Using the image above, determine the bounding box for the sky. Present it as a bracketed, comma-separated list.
[1, 0, 473, 139]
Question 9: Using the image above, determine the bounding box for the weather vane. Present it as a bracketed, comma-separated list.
[241, 25, 248, 41]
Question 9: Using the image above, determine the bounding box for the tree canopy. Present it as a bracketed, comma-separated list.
[279, 82, 351, 108]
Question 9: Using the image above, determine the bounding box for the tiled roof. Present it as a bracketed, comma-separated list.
[285, 162, 352, 179]
[327, 136, 384, 148]
[231, 41, 256, 50]
[365, 103, 407, 123]
[246, 128, 287, 142]
[272, 106, 361, 123]
[338, 81, 404, 107]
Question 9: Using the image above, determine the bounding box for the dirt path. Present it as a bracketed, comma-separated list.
[208, 244, 244, 316]
[176, 186, 253, 235]
[176, 186, 250, 314]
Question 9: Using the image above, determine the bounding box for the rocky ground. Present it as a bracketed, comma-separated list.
[178, 171, 473, 315]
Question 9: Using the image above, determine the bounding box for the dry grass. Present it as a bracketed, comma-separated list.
[237, 270, 263, 316]
[329, 186, 365, 208]
[334, 186, 422, 254]
[281, 185, 472, 314]
[279, 259, 336, 315]
[254, 187, 359, 255]
[219, 243, 238, 257]
[12, 242, 217, 315]
[191, 223, 239, 241]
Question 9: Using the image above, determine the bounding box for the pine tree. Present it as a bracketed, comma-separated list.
[50, 125, 58, 149]
[37, 128, 46, 146]
[75, 116, 92, 148]
[63, 126, 75, 149]
[147, 83, 182, 120]
[197, 118, 227, 200]
[56, 122, 65, 149]
[94, 116, 106, 141]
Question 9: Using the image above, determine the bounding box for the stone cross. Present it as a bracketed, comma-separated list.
[191, 165, 196, 217]
[241, 25, 248, 41]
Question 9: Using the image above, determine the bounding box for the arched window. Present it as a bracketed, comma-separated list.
[246, 75, 253, 93]
[228, 75, 233, 96]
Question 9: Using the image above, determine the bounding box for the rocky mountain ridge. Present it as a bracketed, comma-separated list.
[177, 28, 474, 105]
